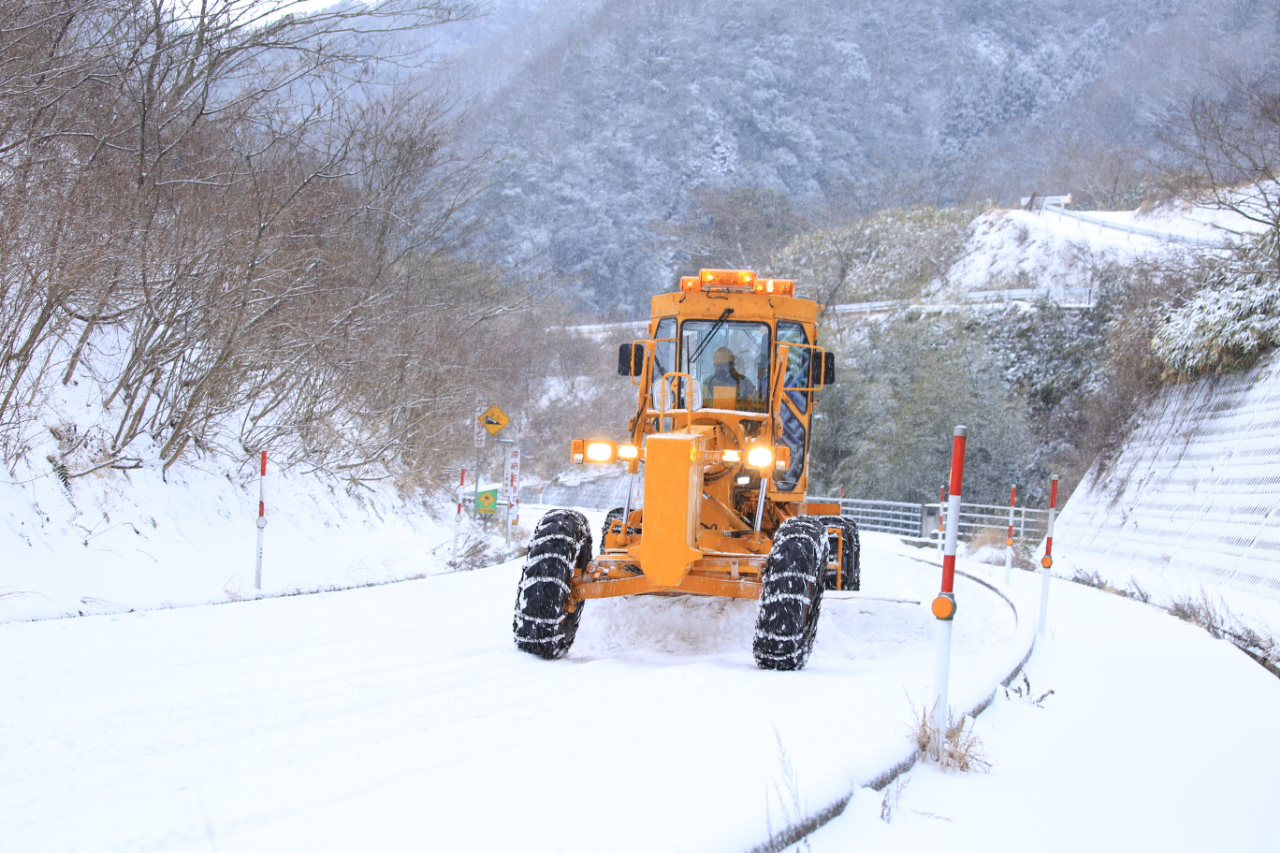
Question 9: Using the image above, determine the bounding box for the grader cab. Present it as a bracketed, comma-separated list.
[513, 269, 859, 670]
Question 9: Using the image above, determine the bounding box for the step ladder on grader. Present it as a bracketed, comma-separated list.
[513, 269, 859, 670]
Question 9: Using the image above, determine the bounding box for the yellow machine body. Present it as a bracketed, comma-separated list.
[630, 433, 705, 587]
[568, 270, 845, 606]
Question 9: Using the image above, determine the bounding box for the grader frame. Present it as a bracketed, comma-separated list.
[513, 269, 859, 670]
[573, 269, 848, 601]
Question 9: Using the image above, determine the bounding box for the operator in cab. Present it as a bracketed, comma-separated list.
[703, 346, 763, 411]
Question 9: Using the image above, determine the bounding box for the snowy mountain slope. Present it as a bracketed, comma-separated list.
[432, 0, 608, 97]
[459, 0, 1278, 312]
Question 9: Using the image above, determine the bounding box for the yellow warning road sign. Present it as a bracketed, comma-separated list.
[476, 488, 499, 514]
[479, 405, 510, 436]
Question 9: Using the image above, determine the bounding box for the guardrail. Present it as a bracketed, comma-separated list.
[1046, 207, 1232, 248]
[817, 496, 1049, 541]
[956, 501, 1048, 540]
[833, 498, 925, 538]
[826, 285, 1095, 317]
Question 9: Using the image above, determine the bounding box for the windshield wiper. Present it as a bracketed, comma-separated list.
[687, 308, 734, 368]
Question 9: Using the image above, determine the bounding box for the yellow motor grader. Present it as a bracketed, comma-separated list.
[513, 269, 858, 670]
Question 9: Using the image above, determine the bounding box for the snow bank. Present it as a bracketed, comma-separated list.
[0, 456, 484, 623]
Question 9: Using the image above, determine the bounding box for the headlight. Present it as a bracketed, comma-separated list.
[585, 441, 617, 463]
[747, 446, 773, 468]
[617, 444, 640, 460]
[721, 449, 742, 463]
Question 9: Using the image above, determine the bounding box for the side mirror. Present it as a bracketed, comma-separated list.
[808, 350, 823, 388]
[618, 343, 644, 377]
[823, 351, 835, 385]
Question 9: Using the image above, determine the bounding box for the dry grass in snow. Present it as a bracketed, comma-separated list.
[912, 704, 992, 774]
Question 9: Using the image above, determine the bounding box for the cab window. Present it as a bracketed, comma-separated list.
[680, 320, 770, 412]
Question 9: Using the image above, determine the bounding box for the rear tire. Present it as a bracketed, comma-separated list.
[753, 517, 827, 671]
[600, 506, 639, 553]
[513, 509, 592, 660]
[818, 516, 861, 591]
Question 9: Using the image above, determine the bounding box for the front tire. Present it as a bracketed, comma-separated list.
[753, 517, 828, 671]
[513, 509, 592, 659]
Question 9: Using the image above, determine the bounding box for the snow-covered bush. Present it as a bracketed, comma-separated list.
[764, 206, 974, 304]
[1151, 243, 1280, 378]
[980, 292, 1113, 416]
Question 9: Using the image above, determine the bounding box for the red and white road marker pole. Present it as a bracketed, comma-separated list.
[936, 485, 946, 560]
[254, 450, 267, 590]
[1005, 484, 1017, 585]
[452, 467, 466, 565]
[932, 426, 967, 747]
[1038, 475, 1059, 636]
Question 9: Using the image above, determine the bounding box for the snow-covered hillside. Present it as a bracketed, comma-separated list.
[461, 0, 1279, 312]
[942, 199, 1264, 300]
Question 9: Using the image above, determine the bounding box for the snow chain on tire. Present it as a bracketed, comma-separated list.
[752, 517, 828, 671]
[513, 509, 592, 659]
[817, 515, 861, 591]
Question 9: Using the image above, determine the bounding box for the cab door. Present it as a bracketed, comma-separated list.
[775, 321, 816, 493]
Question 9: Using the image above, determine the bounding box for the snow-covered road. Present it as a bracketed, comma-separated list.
[2, 533, 1021, 852]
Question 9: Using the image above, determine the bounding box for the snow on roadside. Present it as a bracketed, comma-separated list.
[1051, 346, 1280, 631]
[0, 456, 499, 624]
[807, 563, 1280, 851]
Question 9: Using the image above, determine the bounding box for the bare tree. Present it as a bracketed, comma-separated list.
[0, 0, 563, 487]
[663, 187, 811, 276]
[1166, 71, 1280, 263]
